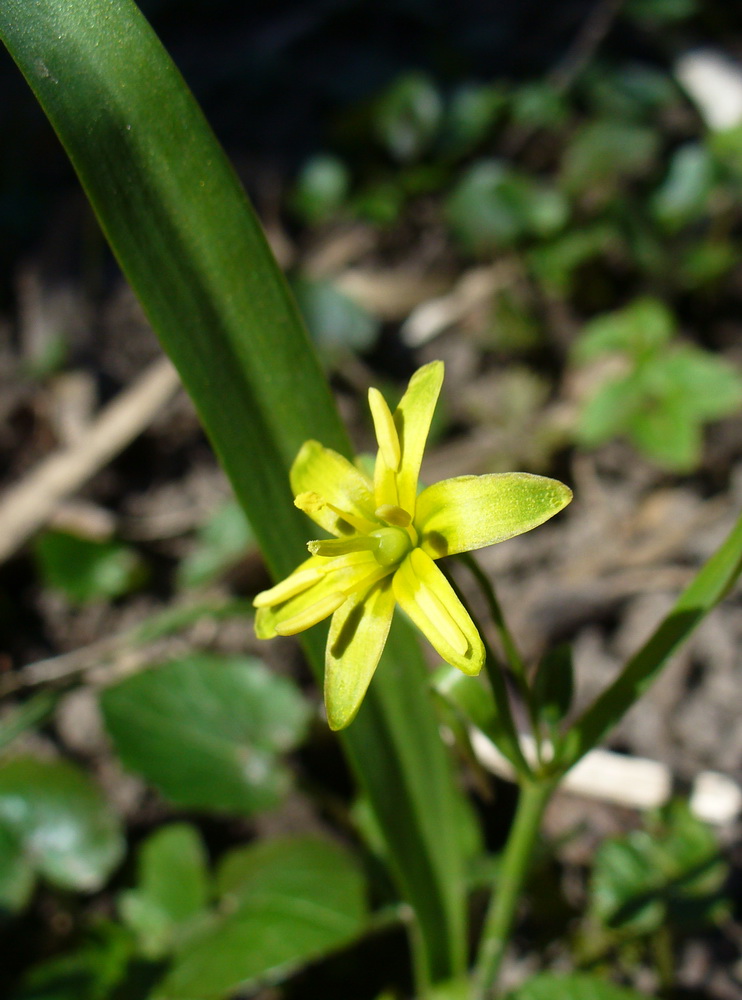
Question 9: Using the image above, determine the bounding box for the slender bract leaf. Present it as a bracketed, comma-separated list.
[0, 0, 466, 981]
[561, 510, 742, 768]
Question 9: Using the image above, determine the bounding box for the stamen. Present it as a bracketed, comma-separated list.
[308, 537, 377, 557]
[375, 504, 411, 527]
[253, 566, 325, 608]
[368, 388, 401, 470]
[274, 591, 347, 635]
[294, 492, 374, 534]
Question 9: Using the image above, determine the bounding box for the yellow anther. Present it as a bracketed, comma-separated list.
[375, 504, 411, 527]
[307, 537, 376, 557]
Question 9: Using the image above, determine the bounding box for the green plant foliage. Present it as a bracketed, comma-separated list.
[590, 800, 729, 936]
[583, 64, 679, 120]
[507, 972, 653, 1000]
[290, 153, 351, 223]
[626, 0, 697, 24]
[176, 499, 254, 590]
[0, 756, 124, 908]
[573, 298, 742, 469]
[528, 224, 620, 294]
[561, 120, 659, 196]
[118, 824, 210, 959]
[447, 160, 568, 252]
[12, 921, 138, 1000]
[153, 836, 367, 999]
[34, 530, 147, 603]
[510, 82, 569, 129]
[442, 83, 507, 157]
[574, 297, 673, 362]
[0, 824, 35, 913]
[100, 653, 310, 815]
[373, 72, 443, 162]
[650, 143, 716, 231]
[292, 278, 380, 359]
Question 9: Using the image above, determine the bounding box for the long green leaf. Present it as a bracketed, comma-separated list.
[561, 510, 742, 769]
[0, 0, 466, 981]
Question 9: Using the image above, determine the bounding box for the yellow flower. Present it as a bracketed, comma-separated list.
[254, 361, 572, 730]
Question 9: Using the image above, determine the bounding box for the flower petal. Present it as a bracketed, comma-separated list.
[393, 548, 483, 675]
[369, 388, 400, 508]
[254, 552, 384, 638]
[394, 360, 444, 514]
[324, 577, 396, 731]
[415, 473, 572, 558]
[291, 440, 377, 535]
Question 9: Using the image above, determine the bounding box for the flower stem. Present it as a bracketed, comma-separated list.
[457, 553, 544, 762]
[473, 778, 554, 999]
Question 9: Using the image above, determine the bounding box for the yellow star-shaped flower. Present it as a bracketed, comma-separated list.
[254, 361, 572, 730]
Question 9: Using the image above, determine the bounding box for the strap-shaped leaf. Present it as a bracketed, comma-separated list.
[0, 0, 466, 982]
[561, 510, 742, 769]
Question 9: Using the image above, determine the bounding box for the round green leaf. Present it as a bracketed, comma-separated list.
[155, 836, 367, 999]
[119, 823, 210, 958]
[100, 654, 311, 815]
[34, 530, 147, 604]
[0, 756, 124, 892]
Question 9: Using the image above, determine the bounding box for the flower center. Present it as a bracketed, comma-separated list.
[369, 526, 412, 568]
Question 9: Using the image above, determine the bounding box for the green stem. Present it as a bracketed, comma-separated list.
[473, 778, 554, 1000]
[458, 553, 527, 683]
[458, 553, 543, 761]
[443, 564, 532, 777]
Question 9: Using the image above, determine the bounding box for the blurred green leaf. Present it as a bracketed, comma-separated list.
[573, 297, 675, 362]
[352, 179, 406, 223]
[34, 530, 147, 604]
[176, 499, 254, 590]
[119, 823, 210, 959]
[13, 921, 138, 1000]
[0, 823, 35, 913]
[0, 692, 58, 755]
[293, 278, 380, 359]
[154, 836, 367, 999]
[0, 757, 124, 896]
[576, 375, 644, 447]
[574, 300, 742, 468]
[562, 120, 659, 195]
[709, 124, 742, 179]
[646, 346, 742, 420]
[507, 972, 653, 1000]
[625, 0, 697, 24]
[584, 64, 679, 120]
[290, 153, 350, 224]
[591, 800, 728, 935]
[374, 72, 442, 162]
[528, 224, 619, 294]
[651, 143, 715, 231]
[447, 160, 568, 252]
[679, 239, 737, 288]
[442, 84, 507, 157]
[100, 653, 310, 815]
[510, 82, 569, 129]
